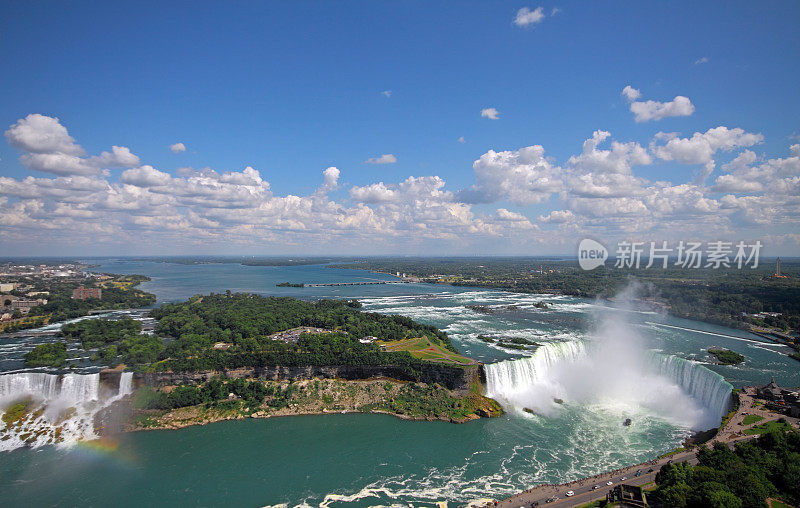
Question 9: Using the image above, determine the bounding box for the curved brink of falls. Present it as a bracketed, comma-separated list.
[0, 372, 133, 451]
[484, 341, 732, 431]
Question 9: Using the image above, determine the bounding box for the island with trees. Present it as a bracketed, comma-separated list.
[708, 348, 746, 365]
[91, 293, 501, 431]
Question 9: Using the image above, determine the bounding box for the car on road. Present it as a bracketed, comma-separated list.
[606, 480, 613, 485]
[566, 491, 574, 497]
[647, 468, 654, 473]
[620, 476, 627, 481]
[634, 469, 642, 477]
[592, 485, 600, 490]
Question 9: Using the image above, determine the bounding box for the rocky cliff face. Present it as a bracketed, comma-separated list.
[134, 364, 479, 394]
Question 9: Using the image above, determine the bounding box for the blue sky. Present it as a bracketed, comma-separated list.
[1, 1, 799, 256]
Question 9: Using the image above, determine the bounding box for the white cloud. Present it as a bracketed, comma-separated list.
[621, 86, 641, 102]
[319, 166, 340, 193]
[694, 57, 709, 65]
[652, 126, 764, 179]
[551, 7, 561, 16]
[458, 136, 466, 144]
[5, 114, 85, 156]
[121, 166, 172, 187]
[381, 90, 392, 98]
[2, 111, 799, 255]
[170, 142, 186, 153]
[481, 107, 500, 120]
[365, 154, 397, 164]
[514, 7, 545, 27]
[4, 114, 139, 176]
[538, 209, 574, 223]
[622, 86, 695, 122]
[458, 145, 561, 205]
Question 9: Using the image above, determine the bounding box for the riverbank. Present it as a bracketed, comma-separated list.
[494, 388, 800, 507]
[97, 376, 502, 434]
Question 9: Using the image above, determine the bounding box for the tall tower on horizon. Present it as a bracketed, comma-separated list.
[776, 257, 782, 277]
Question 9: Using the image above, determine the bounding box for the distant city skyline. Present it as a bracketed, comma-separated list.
[1, 2, 799, 256]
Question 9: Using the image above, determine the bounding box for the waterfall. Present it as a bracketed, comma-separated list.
[118, 372, 134, 397]
[651, 354, 733, 423]
[485, 341, 586, 401]
[484, 341, 732, 430]
[0, 372, 134, 452]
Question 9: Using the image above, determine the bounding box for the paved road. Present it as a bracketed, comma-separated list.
[493, 388, 800, 508]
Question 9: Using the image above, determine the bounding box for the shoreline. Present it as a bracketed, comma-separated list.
[96, 376, 501, 435]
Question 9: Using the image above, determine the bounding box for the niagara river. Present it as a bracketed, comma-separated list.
[1, 260, 798, 507]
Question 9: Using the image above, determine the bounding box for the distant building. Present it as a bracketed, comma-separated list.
[0, 283, 16, 293]
[212, 342, 232, 350]
[773, 257, 787, 278]
[1, 295, 47, 315]
[72, 286, 102, 300]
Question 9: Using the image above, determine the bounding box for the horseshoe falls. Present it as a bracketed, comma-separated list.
[485, 340, 732, 430]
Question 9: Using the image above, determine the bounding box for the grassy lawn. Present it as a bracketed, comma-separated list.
[743, 419, 793, 435]
[379, 336, 476, 366]
[743, 414, 764, 425]
[768, 499, 793, 508]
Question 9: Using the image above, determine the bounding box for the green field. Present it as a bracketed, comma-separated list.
[743, 414, 764, 425]
[379, 337, 477, 366]
[743, 419, 793, 435]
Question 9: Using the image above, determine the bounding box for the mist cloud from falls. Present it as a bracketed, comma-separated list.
[485, 285, 731, 430]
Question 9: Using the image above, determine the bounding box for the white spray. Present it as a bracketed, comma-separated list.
[485, 285, 731, 430]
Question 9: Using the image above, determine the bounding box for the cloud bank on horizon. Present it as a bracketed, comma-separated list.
[1, 110, 798, 255]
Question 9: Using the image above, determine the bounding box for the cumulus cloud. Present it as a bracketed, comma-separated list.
[652, 126, 764, 181]
[458, 136, 466, 144]
[5, 114, 85, 156]
[481, 108, 500, 120]
[514, 6, 545, 27]
[365, 154, 397, 164]
[622, 86, 695, 122]
[381, 90, 392, 98]
[458, 145, 561, 205]
[121, 166, 172, 187]
[170, 142, 186, 153]
[4, 114, 139, 176]
[694, 57, 709, 65]
[319, 166, 340, 193]
[621, 86, 641, 102]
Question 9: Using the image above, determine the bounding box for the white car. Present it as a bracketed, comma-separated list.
[606, 480, 613, 485]
[620, 476, 627, 481]
[565, 491, 574, 497]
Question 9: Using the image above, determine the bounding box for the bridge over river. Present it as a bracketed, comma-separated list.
[303, 281, 417, 287]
